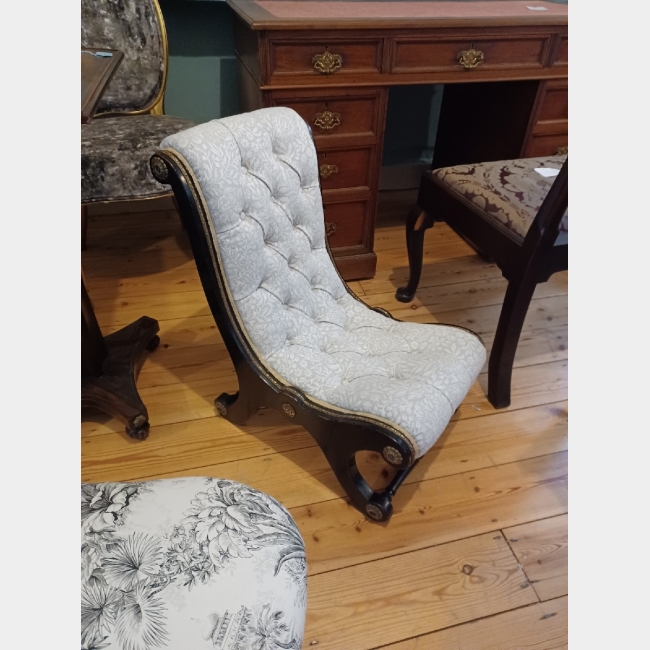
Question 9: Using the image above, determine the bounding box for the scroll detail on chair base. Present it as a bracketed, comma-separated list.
[213, 375, 416, 523]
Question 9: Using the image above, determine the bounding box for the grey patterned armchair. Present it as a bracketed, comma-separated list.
[81, 477, 307, 650]
[81, 0, 195, 246]
[149, 107, 486, 522]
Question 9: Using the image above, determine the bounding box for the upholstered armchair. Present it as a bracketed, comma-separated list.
[149, 108, 486, 522]
[81, 0, 195, 247]
[81, 477, 307, 650]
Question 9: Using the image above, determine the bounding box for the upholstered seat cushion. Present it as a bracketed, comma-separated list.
[430, 156, 568, 241]
[161, 108, 486, 458]
[81, 477, 306, 650]
[82, 115, 196, 203]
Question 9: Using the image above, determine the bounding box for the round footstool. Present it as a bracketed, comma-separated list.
[81, 477, 307, 650]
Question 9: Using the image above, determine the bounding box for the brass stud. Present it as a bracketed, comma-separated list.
[282, 403, 296, 418]
[365, 503, 384, 521]
[150, 156, 169, 182]
[383, 446, 403, 466]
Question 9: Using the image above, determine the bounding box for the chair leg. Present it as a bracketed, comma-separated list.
[215, 390, 260, 425]
[172, 196, 187, 231]
[488, 277, 538, 409]
[395, 206, 435, 303]
[81, 204, 88, 251]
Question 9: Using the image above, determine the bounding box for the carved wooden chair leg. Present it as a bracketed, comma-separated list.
[396, 207, 435, 303]
[488, 276, 538, 408]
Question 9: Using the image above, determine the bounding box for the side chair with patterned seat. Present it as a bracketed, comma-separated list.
[149, 107, 486, 523]
[396, 156, 568, 409]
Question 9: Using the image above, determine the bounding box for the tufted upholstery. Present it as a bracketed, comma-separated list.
[81, 477, 306, 650]
[161, 108, 486, 457]
[431, 156, 568, 242]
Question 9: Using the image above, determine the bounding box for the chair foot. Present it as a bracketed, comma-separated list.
[395, 206, 435, 303]
[365, 493, 394, 522]
[395, 287, 416, 303]
[215, 391, 257, 425]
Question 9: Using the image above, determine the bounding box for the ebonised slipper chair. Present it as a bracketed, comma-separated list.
[150, 107, 486, 522]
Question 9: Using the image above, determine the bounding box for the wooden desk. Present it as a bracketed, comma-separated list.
[226, 0, 568, 280]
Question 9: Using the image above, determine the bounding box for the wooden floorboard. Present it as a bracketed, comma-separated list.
[81, 193, 568, 649]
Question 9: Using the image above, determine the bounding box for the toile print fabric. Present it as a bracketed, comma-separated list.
[81, 477, 307, 650]
[431, 155, 569, 242]
[82, 115, 196, 203]
[159, 107, 486, 458]
[81, 0, 165, 113]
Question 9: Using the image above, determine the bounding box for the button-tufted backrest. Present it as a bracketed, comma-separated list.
[161, 107, 350, 363]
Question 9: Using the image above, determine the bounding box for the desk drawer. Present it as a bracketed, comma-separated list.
[392, 34, 552, 73]
[317, 147, 373, 190]
[323, 199, 368, 249]
[270, 39, 382, 78]
[270, 93, 380, 139]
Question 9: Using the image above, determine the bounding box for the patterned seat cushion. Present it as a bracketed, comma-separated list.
[431, 156, 568, 241]
[161, 108, 486, 458]
[82, 115, 196, 203]
[81, 477, 306, 650]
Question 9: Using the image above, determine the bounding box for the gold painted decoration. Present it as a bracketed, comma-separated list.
[325, 222, 337, 237]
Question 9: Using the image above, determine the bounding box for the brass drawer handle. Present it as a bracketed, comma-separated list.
[555, 146, 568, 155]
[325, 222, 337, 237]
[458, 48, 484, 70]
[312, 51, 343, 74]
[319, 163, 339, 179]
[313, 110, 341, 131]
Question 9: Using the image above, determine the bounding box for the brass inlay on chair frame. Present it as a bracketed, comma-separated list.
[312, 51, 343, 74]
[319, 163, 339, 179]
[282, 403, 296, 418]
[383, 446, 403, 466]
[555, 146, 568, 155]
[313, 110, 341, 130]
[457, 47, 485, 70]
[325, 222, 337, 237]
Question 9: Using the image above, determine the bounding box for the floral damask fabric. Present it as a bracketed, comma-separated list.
[160, 108, 486, 458]
[431, 156, 568, 241]
[81, 0, 165, 113]
[82, 115, 196, 203]
[81, 477, 307, 650]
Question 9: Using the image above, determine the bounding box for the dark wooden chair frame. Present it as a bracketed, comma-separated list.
[396, 160, 568, 409]
[149, 148, 423, 523]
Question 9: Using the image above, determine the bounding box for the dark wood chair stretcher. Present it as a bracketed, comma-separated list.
[396, 158, 568, 409]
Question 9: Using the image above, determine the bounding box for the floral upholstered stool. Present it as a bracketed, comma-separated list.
[81, 477, 307, 650]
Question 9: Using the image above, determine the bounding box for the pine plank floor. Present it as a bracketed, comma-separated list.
[81, 192, 568, 650]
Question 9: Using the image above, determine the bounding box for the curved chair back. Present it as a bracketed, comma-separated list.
[81, 0, 168, 115]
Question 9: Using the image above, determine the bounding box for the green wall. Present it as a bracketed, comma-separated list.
[160, 0, 240, 123]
